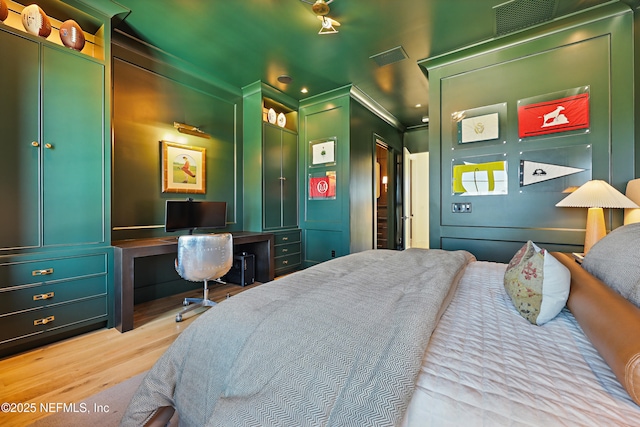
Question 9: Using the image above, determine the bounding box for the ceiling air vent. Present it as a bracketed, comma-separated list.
[494, 0, 557, 37]
[370, 46, 408, 67]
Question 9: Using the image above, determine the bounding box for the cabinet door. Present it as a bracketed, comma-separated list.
[0, 30, 41, 250]
[41, 47, 105, 246]
[263, 124, 284, 230]
[281, 129, 298, 228]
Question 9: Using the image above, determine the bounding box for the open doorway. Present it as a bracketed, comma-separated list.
[375, 141, 390, 249]
[403, 148, 429, 249]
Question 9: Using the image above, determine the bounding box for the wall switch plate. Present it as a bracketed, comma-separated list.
[452, 202, 472, 213]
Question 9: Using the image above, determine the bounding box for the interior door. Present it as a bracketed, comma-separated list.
[0, 30, 40, 250]
[403, 148, 413, 248]
[42, 46, 105, 246]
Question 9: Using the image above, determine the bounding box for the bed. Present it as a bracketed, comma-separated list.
[120, 223, 640, 426]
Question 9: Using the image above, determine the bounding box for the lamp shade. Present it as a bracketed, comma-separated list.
[556, 180, 639, 209]
[624, 178, 640, 225]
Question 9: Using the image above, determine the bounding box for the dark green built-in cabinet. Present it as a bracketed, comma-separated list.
[243, 83, 302, 275]
[263, 124, 299, 230]
[0, 7, 114, 357]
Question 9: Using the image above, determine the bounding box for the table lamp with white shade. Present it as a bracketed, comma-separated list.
[556, 179, 639, 254]
[624, 178, 640, 225]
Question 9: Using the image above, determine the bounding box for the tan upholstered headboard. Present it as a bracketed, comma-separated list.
[553, 252, 640, 406]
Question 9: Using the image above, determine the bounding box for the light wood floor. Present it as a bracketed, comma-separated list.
[0, 281, 261, 427]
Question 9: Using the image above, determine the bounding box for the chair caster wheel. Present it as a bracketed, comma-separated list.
[175, 314, 183, 322]
[183, 300, 189, 306]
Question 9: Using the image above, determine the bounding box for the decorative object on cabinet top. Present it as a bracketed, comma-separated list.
[21, 4, 51, 38]
[267, 108, 277, 124]
[2, 1, 105, 61]
[0, 0, 8, 22]
[59, 19, 84, 51]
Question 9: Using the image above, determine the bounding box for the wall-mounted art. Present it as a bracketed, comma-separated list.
[518, 144, 591, 193]
[452, 102, 507, 147]
[309, 171, 336, 200]
[452, 156, 508, 196]
[518, 86, 590, 139]
[161, 141, 206, 194]
[310, 137, 336, 166]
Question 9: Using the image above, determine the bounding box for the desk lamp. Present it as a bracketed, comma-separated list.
[556, 180, 639, 254]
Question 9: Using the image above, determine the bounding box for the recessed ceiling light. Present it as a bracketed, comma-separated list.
[301, 87, 308, 94]
[277, 75, 293, 84]
[415, 104, 422, 108]
[422, 116, 429, 123]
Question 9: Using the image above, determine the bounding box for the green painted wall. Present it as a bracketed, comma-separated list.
[350, 100, 403, 251]
[298, 87, 403, 265]
[299, 88, 351, 266]
[421, 3, 635, 262]
[405, 127, 429, 154]
[111, 39, 243, 242]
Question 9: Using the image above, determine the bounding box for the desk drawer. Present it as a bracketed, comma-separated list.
[0, 275, 107, 316]
[275, 242, 301, 258]
[275, 230, 301, 245]
[275, 253, 301, 273]
[0, 254, 107, 290]
[0, 296, 107, 345]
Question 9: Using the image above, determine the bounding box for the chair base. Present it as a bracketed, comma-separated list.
[175, 297, 217, 322]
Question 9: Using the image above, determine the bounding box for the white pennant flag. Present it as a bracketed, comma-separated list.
[520, 160, 585, 186]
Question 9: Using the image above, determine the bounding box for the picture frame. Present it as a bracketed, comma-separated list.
[309, 137, 337, 167]
[309, 171, 337, 200]
[452, 102, 507, 147]
[161, 141, 206, 194]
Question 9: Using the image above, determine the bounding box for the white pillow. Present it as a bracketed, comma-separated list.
[504, 241, 571, 325]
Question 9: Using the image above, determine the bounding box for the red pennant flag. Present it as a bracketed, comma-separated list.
[309, 176, 335, 199]
[518, 93, 589, 138]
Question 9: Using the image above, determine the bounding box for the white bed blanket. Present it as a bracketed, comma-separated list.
[403, 261, 640, 427]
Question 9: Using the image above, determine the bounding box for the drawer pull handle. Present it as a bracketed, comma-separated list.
[33, 292, 55, 301]
[282, 248, 288, 253]
[32, 268, 54, 276]
[282, 260, 289, 265]
[34, 315, 55, 326]
[282, 237, 289, 241]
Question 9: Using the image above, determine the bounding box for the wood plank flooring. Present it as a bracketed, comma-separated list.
[0, 281, 261, 427]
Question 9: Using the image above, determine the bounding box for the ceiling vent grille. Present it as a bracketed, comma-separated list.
[494, 0, 557, 37]
[370, 46, 408, 67]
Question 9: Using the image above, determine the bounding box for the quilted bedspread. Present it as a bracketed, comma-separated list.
[120, 248, 474, 427]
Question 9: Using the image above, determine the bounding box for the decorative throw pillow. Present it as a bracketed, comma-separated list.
[582, 223, 640, 308]
[504, 241, 571, 325]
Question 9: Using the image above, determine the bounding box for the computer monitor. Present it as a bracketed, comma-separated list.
[165, 199, 227, 233]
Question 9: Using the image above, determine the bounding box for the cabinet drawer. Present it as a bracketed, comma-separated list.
[0, 275, 107, 316]
[275, 253, 301, 271]
[275, 242, 301, 258]
[0, 254, 107, 290]
[0, 296, 107, 345]
[275, 230, 301, 245]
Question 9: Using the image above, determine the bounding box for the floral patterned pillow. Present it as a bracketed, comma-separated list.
[504, 241, 570, 325]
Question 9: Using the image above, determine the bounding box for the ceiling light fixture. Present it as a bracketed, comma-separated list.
[301, 87, 309, 94]
[277, 75, 293, 84]
[318, 15, 339, 34]
[300, 0, 334, 16]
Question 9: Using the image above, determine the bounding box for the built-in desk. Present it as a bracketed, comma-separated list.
[113, 231, 275, 332]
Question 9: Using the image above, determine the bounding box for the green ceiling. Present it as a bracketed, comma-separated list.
[86, 0, 637, 128]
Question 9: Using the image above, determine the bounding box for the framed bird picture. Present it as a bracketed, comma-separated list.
[161, 141, 206, 194]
